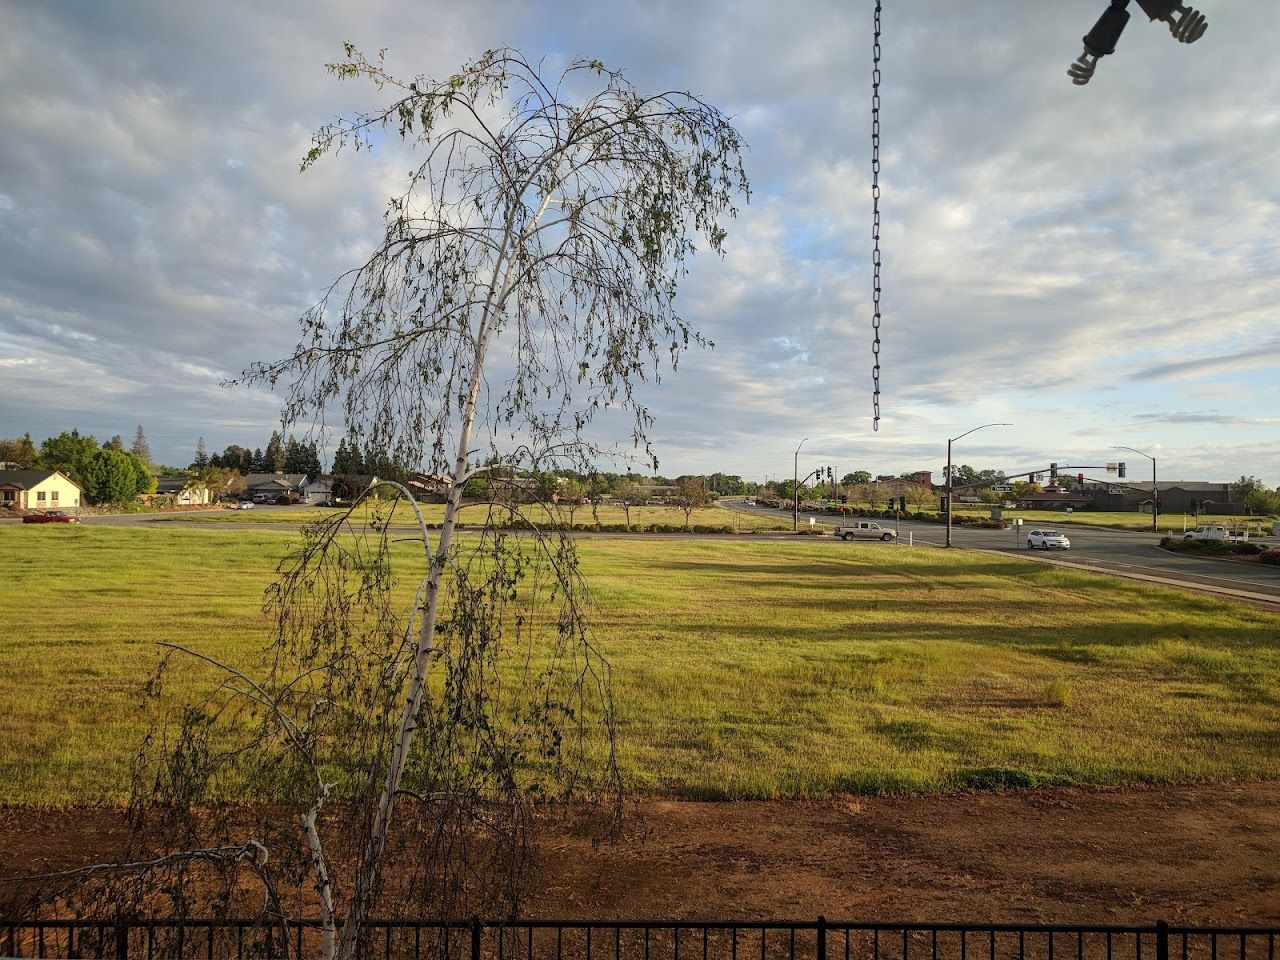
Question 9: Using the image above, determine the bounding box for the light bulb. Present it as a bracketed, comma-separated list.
[1163, 2, 1207, 43]
[1067, 51, 1099, 86]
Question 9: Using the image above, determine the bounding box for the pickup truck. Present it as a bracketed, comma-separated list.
[833, 520, 897, 542]
[1183, 525, 1247, 542]
[22, 510, 80, 524]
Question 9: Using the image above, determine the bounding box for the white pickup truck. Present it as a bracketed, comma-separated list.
[833, 520, 897, 542]
[1183, 525, 1247, 542]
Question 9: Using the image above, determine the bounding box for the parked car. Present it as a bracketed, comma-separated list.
[1027, 529, 1070, 550]
[834, 521, 896, 542]
[236, 501, 255, 510]
[251, 494, 269, 504]
[22, 510, 79, 524]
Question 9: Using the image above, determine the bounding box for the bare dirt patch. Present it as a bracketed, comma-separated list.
[2, 784, 1277, 923]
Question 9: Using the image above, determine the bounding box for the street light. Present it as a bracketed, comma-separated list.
[945, 423, 1012, 548]
[793, 437, 809, 532]
[1113, 445, 1158, 533]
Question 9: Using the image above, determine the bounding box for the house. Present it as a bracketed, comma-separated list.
[0, 469, 84, 511]
[152, 476, 212, 506]
[242, 473, 309, 502]
[303, 475, 333, 502]
[407, 472, 454, 502]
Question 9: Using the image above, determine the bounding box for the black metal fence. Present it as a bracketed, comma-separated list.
[0, 919, 1275, 960]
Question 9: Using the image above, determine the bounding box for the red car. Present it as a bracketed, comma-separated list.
[22, 510, 80, 524]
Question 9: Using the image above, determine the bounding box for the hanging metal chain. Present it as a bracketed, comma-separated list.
[870, 0, 883, 431]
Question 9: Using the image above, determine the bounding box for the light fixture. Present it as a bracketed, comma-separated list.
[1068, 0, 1207, 87]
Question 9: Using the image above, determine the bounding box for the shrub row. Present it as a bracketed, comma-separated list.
[1159, 536, 1267, 557]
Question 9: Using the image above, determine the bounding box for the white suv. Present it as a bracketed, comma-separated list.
[1027, 529, 1070, 550]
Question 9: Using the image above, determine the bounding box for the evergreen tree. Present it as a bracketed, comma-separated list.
[193, 437, 209, 469]
[264, 431, 285, 473]
[283, 435, 304, 474]
[105, 435, 124, 451]
[332, 438, 363, 475]
[251, 448, 267, 472]
[130, 425, 151, 465]
[302, 441, 322, 478]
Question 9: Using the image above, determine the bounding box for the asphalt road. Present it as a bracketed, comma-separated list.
[725, 499, 1280, 603]
[29, 502, 1280, 604]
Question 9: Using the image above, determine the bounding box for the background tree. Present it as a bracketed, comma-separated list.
[843, 470, 872, 486]
[865, 482, 884, 511]
[331, 438, 364, 475]
[1233, 475, 1280, 515]
[673, 476, 713, 530]
[284, 436, 322, 477]
[130, 425, 151, 465]
[557, 476, 586, 525]
[0, 433, 39, 468]
[105, 434, 124, 451]
[615, 480, 646, 529]
[263, 431, 285, 473]
[192, 437, 209, 469]
[38, 429, 100, 489]
[83, 448, 152, 505]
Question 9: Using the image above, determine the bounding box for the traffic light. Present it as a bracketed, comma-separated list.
[1050, 462, 1058, 481]
[940, 495, 950, 514]
[899, 496, 907, 513]
[1078, 473, 1085, 483]
[1118, 462, 1126, 478]
[1189, 498, 1198, 513]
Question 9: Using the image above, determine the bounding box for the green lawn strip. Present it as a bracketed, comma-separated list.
[0, 527, 1276, 805]
[156, 503, 792, 532]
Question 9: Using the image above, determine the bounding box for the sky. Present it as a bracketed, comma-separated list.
[1, 1, 1277, 485]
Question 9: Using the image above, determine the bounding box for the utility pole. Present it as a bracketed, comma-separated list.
[793, 437, 808, 532]
[945, 423, 1012, 548]
[1113, 445, 1158, 533]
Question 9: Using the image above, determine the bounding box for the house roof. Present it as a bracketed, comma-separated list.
[0, 469, 82, 491]
[154, 475, 202, 494]
[243, 473, 308, 489]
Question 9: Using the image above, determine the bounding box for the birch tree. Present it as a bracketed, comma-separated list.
[12, 45, 748, 959]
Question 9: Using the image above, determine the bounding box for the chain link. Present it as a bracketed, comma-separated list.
[871, 0, 882, 430]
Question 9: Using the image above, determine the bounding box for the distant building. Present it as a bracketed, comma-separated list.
[1081, 481, 1242, 515]
[153, 476, 212, 505]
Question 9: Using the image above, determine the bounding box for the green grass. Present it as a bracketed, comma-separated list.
[1, 526, 1278, 804]
[161, 501, 792, 531]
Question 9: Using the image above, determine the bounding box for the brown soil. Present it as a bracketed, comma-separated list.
[2, 784, 1277, 923]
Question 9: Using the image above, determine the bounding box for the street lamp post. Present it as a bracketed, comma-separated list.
[793, 437, 808, 532]
[945, 423, 1012, 548]
[1113, 445, 1158, 533]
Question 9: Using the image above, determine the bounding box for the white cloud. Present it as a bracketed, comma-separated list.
[0, 1, 1277, 484]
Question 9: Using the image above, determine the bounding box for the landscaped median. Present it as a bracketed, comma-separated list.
[1, 526, 1278, 804]
[1159, 535, 1280, 564]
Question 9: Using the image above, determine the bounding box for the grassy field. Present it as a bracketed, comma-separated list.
[1, 525, 1278, 805]
[161, 501, 793, 531]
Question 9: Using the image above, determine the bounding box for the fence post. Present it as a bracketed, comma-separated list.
[114, 920, 129, 960]
[817, 917, 827, 960]
[472, 917, 482, 960]
[1156, 921, 1168, 960]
